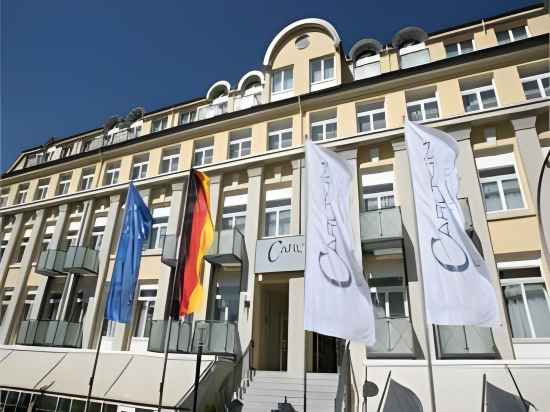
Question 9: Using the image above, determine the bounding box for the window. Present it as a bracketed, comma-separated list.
[399, 43, 430, 69]
[460, 77, 498, 112]
[445, 39, 474, 58]
[268, 119, 292, 151]
[500, 265, 550, 338]
[354, 51, 381, 80]
[210, 272, 241, 321]
[179, 110, 196, 125]
[160, 147, 180, 174]
[23, 290, 36, 321]
[90, 216, 106, 251]
[103, 162, 120, 186]
[56, 173, 72, 196]
[272, 67, 293, 93]
[310, 110, 337, 141]
[131, 154, 149, 180]
[133, 285, 157, 338]
[151, 117, 168, 133]
[0, 289, 12, 325]
[41, 223, 55, 252]
[193, 140, 214, 167]
[0, 188, 9, 207]
[264, 191, 291, 237]
[310, 56, 335, 86]
[15, 233, 29, 263]
[15, 184, 29, 204]
[34, 179, 50, 201]
[79, 167, 95, 191]
[357, 101, 386, 133]
[479, 165, 524, 212]
[369, 273, 408, 320]
[60, 144, 74, 159]
[221, 194, 247, 232]
[363, 184, 395, 211]
[406, 89, 439, 121]
[496, 26, 528, 45]
[228, 129, 252, 159]
[519, 64, 550, 100]
[144, 207, 169, 250]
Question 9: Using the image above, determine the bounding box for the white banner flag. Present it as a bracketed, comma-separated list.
[405, 120, 499, 326]
[304, 140, 375, 344]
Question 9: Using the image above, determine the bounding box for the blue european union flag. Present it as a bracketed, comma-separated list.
[106, 183, 153, 323]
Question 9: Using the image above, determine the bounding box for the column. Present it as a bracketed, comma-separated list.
[153, 179, 187, 320]
[195, 174, 222, 321]
[287, 277, 305, 377]
[290, 159, 303, 235]
[82, 194, 121, 349]
[0, 209, 46, 344]
[112, 189, 151, 351]
[30, 205, 70, 319]
[449, 127, 514, 359]
[239, 167, 263, 349]
[0, 214, 23, 292]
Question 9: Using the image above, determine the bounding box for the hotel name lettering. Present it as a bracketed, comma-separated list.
[255, 235, 306, 273]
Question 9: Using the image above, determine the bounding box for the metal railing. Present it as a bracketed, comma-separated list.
[160, 234, 178, 267]
[147, 320, 239, 357]
[36, 249, 67, 277]
[234, 93, 262, 111]
[435, 325, 498, 359]
[205, 228, 247, 266]
[64, 246, 99, 275]
[81, 129, 141, 154]
[16, 320, 83, 348]
[360, 207, 403, 244]
[220, 340, 255, 407]
[335, 341, 351, 412]
[197, 102, 228, 120]
[459, 197, 474, 233]
[369, 317, 415, 357]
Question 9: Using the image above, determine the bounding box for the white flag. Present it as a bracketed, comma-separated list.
[405, 120, 499, 326]
[304, 139, 375, 345]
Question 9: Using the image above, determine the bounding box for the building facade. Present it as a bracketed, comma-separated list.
[0, 4, 549, 411]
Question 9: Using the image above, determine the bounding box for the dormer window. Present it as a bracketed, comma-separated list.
[496, 26, 528, 45]
[310, 55, 335, 91]
[350, 38, 383, 80]
[271, 67, 294, 101]
[151, 117, 168, 133]
[392, 27, 430, 69]
[445, 39, 474, 58]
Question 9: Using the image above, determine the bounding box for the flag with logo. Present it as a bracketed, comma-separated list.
[304, 139, 375, 344]
[174, 169, 214, 317]
[106, 183, 152, 323]
[405, 120, 499, 326]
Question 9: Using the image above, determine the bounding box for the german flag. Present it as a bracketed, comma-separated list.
[176, 169, 214, 317]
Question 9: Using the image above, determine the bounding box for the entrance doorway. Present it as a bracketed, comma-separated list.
[310, 332, 340, 373]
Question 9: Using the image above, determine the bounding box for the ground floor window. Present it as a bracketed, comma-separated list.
[208, 270, 241, 322]
[133, 285, 157, 338]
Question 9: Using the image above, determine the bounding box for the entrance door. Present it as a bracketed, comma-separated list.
[258, 283, 288, 371]
[311, 332, 339, 373]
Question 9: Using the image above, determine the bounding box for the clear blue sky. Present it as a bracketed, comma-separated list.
[0, 0, 536, 172]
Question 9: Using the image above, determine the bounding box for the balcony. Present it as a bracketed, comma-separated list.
[205, 228, 247, 266]
[435, 325, 498, 359]
[16, 320, 83, 348]
[459, 198, 473, 234]
[197, 102, 228, 120]
[368, 317, 415, 358]
[35, 249, 67, 277]
[63, 246, 99, 275]
[147, 320, 239, 358]
[234, 93, 262, 111]
[160, 234, 178, 267]
[360, 207, 403, 251]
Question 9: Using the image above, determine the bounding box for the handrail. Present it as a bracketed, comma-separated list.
[219, 339, 255, 408]
[335, 341, 351, 412]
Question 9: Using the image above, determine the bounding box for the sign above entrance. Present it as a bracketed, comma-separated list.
[255, 235, 305, 273]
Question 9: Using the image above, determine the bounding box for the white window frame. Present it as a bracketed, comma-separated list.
[221, 210, 247, 232]
[228, 134, 252, 159]
[0, 192, 8, 208]
[310, 55, 336, 89]
[16, 186, 28, 204]
[79, 168, 95, 191]
[151, 117, 168, 133]
[104, 164, 120, 186]
[356, 102, 386, 133]
[445, 39, 475, 57]
[35, 180, 49, 200]
[479, 166, 526, 213]
[370, 285, 410, 319]
[310, 115, 337, 141]
[57, 174, 72, 196]
[264, 202, 291, 238]
[268, 126, 293, 151]
[496, 26, 530, 44]
[406, 95, 440, 122]
[399, 42, 430, 69]
[160, 148, 180, 174]
[521, 72, 550, 100]
[354, 53, 381, 80]
[461, 81, 500, 112]
[148, 217, 168, 250]
[193, 143, 214, 167]
[179, 110, 196, 125]
[271, 66, 294, 100]
[131, 156, 149, 180]
[363, 189, 396, 211]
[133, 284, 158, 338]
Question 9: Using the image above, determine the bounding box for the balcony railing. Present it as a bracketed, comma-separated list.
[197, 102, 228, 120]
[234, 93, 262, 111]
[205, 228, 247, 266]
[147, 320, 239, 357]
[80, 128, 141, 155]
[64, 246, 99, 275]
[36, 249, 67, 277]
[459, 198, 474, 233]
[16, 320, 83, 348]
[368, 317, 415, 357]
[435, 325, 498, 359]
[160, 234, 178, 267]
[360, 207, 403, 250]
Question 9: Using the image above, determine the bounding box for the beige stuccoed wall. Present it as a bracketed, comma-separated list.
[488, 216, 541, 255]
[427, 41, 446, 61]
[493, 66, 525, 106]
[385, 91, 406, 129]
[437, 79, 464, 117]
[148, 147, 163, 177]
[473, 29, 496, 50]
[528, 13, 550, 36]
[271, 29, 340, 96]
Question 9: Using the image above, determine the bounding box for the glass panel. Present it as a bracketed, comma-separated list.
[228, 144, 240, 159]
[357, 115, 371, 133]
[502, 178, 523, 210]
[365, 197, 379, 211]
[324, 57, 334, 79]
[445, 43, 459, 58]
[281, 131, 292, 148]
[542, 77, 549, 97]
[311, 124, 324, 141]
[496, 31, 511, 44]
[268, 134, 279, 150]
[325, 122, 337, 139]
[380, 195, 395, 209]
[265, 212, 277, 236]
[482, 181, 502, 212]
[480, 89, 498, 109]
[424, 101, 439, 119]
[311, 59, 323, 83]
[272, 70, 282, 92]
[234, 216, 246, 232]
[221, 217, 233, 230]
[204, 149, 213, 164]
[372, 112, 386, 130]
[193, 151, 203, 166]
[407, 104, 423, 121]
[388, 292, 406, 317]
[241, 140, 251, 156]
[460, 40, 474, 53]
[400, 49, 430, 69]
[511, 26, 528, 41]
[278, 210, 291, 235]
[525, 283, 550, 337]
[462, 93, 479, 112]
[283, 69, 293, 90]
[503, 285, 531, 338]
[523, 80, 542, 100]
[213, 272, 241, 321]
[371, 292, 386, 318]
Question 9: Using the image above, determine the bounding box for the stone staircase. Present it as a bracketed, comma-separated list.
[240, 370, 338, 412]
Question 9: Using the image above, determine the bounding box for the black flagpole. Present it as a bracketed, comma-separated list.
[480, 373, 486, 412]
[376, 370, 392, 412]
[84, 310, 106, 412]
[505, 366, 529, 412]
[158, 171, 194, 412]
